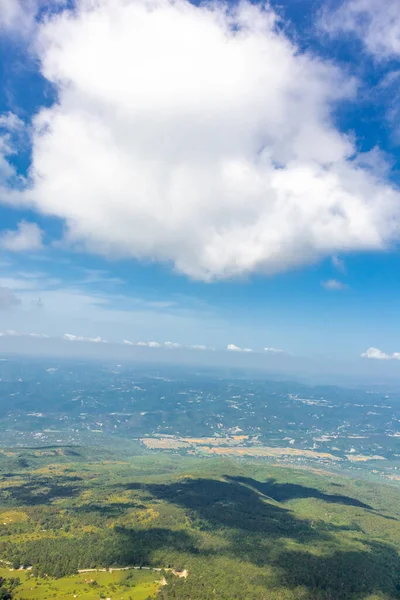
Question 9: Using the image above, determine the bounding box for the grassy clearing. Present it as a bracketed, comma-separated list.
[0, 510, 28, 524]
[0, 567, 162, 600]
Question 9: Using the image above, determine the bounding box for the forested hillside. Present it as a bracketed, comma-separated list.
[0, 447, 399, 599]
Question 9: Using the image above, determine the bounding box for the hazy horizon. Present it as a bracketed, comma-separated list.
[2, 334, 400, 387]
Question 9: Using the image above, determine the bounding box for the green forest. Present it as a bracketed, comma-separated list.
[0, 446, 399, 599]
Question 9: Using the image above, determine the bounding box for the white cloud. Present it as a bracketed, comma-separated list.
[321, 0, 400, 59]
[227, 343, 253, 352]
[123, 340, 211, 350]
[0, 112, 24, 132]
[125, 340, 209, 350]
[322, 279, 348, 290]
[264, 347, 284, 353]
[227, 344, 241, 352]
[0, 0, 36, 35]
[0, 331, 211, 349]
[164, 341, 180, 348]
[0, 330, 50, 339]
[2, 0, 399, 280]
[125, 340, 180, 348]
[0, 0, 69, 37]
[0, 329, 21, 337]
[63, 333, 107, 343]
[0, 111, 27, 185]
[0, 330, 219, 351]
[361, 347, 400, 360]
[331, 256, 346, 274]
[28, 332, 49, 338]
[0, 221, 44, 252]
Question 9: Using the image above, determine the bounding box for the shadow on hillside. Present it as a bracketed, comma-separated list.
[271, 540, 400, 599]
[0, 476, 82, 505]
[113, 526, 203, 565]
[225, 476, 373, 509]
[134, 477, 323, 541]
[133, 477, 400, 599]
[76, 501, 146, 517]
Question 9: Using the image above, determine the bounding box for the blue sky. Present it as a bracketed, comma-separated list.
[1, 0, 400, 370]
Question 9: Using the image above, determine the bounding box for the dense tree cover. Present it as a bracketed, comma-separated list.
[0, 577, 20, 600]
[0, 449, 399, 599]
[0, 528, 197, 578]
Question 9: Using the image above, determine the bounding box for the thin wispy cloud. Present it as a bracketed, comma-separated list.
[164, 341, 180, 349]
[0, 329, 21, 337]
[63, 333, 107, 343]
[0, 332, 218, 353]
[331, 256, 347, 275]
[123, 340, 180, 349]
[264, 347, 285, 354]
[28, 331, 49, 338]
[80, 269, 124, 286]
[322, 0, 400, 60]
[322, 279, 348, 291]
[0, 276, 39, 290]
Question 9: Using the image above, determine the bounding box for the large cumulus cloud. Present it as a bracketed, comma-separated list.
[3, 0, 400, 279]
